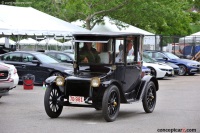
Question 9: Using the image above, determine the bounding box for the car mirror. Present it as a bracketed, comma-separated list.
[163, 57, 168, 61]
[66, 60, 73, 64]
[32, 60, 40, 64]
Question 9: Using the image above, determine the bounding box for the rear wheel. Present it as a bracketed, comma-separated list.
[102, 85, 120, 122]
[142, 81, 156, 113]
[44, 85, 63, 118]
[148, 67, 157, 77]
[178, 65, 187, 76]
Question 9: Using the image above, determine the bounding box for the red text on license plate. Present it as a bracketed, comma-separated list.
[69, 96, 84, 103]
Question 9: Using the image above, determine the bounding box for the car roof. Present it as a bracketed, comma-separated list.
[144, 50, 169, 54]
[4, 51, 45, 55]
[73, 32, 144, 42]
[45, 50, 74, 54]
[73, 32, 144, 37]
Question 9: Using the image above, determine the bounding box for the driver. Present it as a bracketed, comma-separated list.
[80, 42, 100, 63]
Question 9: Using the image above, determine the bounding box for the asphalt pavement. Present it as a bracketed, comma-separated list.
[0, 74, 200, 133]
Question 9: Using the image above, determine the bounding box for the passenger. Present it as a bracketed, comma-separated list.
[80, 42, 100, 63]
[127, 40, 134, 56]
[116, 44, 124, 62]
[126, 40, 141, 61]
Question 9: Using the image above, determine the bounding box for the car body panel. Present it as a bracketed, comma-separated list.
[45, 51, 74, 63]
[144, 50, 200, 75]
[0, 51, 73, 84]
[44, 32, 159, 121]
[0, 62, 19, 97]
[143, 54, 174, 78]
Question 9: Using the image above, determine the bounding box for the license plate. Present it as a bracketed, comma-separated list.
[69, 96, 84, 104]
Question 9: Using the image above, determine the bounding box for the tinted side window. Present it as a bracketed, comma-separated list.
[46, 53, 56, 59]
[22, 53, 36, 62]
[57, 53, 71, 62]
[3, 53, 21, 62]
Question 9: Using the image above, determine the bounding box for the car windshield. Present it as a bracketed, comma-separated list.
[77, 41, 113, 65]
[35, 53, 59, 63]
[68, 53, 75, 60]
[164, 52, 180, 59]
[143, 54, 156, 63]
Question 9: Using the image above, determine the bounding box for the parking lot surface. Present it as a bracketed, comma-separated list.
[0, 74, 200, 133]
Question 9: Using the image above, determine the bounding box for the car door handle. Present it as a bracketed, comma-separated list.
[21, 65, 26, 68]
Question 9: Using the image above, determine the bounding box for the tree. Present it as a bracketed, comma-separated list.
[16, 0, 197, 35]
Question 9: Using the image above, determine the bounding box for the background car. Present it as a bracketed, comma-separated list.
[144, 50, 200, 76]
[45, 50, 74, 63]
[143, 54, 174, 78]
[143, 52, 180, 75]
[0, 51, 73, 84]
[0, 62, 19, 98]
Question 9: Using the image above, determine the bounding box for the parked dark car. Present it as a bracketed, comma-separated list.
[0, 51, 73, 84]
[144, 50, 200, 75]
[45, 51, 74, 63]
[44, 32, 159, 122]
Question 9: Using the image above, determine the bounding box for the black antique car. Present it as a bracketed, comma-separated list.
[44, 32, 159, 122]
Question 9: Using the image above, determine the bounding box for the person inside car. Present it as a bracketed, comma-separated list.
[80, 42, 100, 63]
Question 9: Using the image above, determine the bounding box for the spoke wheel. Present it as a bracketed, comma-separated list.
[178, 65, 187, 76]
[44, 85, 63, 118]
[102, 85, 120, 122]
[142, 81, 156, 113]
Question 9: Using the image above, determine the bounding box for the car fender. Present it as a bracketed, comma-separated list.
[138, 75, 159, 101]
[45, 76, 65, 93]
[45, 76, 57, 85]
[101, 79, 126, 103]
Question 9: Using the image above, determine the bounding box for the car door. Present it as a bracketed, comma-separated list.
[123, 63, 141, 93]
[0, 52, 27, 79]
[22, 53, 49, 84]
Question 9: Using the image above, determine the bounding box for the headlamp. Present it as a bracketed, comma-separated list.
[91, 77, 100, 87]
[55, 76, 65, 86]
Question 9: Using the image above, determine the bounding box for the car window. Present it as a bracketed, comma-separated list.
[164, 52, 180, 59]
[22, 53, 37, 62]
[57, 53, 71, 62]
[2, 53, 21, 62]
[145, 52, 153, 58]
[46, 53, 56, 57]
[143, 54, 156, 63]
[35, 54, 59, 63]
[115, 44, 124, 63]
[154, 52, 165, 59]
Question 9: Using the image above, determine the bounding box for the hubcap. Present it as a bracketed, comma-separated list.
[108, 91, 118, 117]
[179, 66, 186, 75]
[147, 87, 155, 109]
[49, 89, 60, 112]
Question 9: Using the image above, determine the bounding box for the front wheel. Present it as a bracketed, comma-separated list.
[148, 67, 157, 78]
[178, 65, 187, 76]
[142, 81, 157, 113]
[44, 85, 63, 118]
[102, 85, 120, 122]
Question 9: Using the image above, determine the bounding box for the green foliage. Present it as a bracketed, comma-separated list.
[15, 0, 199, 36]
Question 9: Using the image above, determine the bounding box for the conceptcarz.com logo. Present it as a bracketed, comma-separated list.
[157, 128, 196, 133]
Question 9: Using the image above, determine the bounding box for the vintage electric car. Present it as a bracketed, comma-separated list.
[44, 32, 159, 122]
